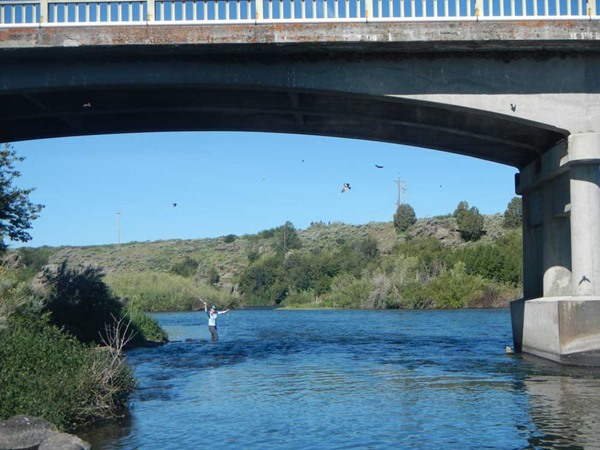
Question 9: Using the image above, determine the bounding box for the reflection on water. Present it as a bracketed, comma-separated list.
[79, 310, 600, 449]
[525, 374, 600, 449]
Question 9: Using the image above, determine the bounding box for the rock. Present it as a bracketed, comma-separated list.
[1, 252, 23, 270]
[39, 432, 90, 450]
[0, 415, 57, 450]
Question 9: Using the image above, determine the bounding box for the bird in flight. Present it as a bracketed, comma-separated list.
[172, 203, 177, 207]
[341, 183, 351, 193]
[375, 164, 384, 169]
[82, 103, 92, 108]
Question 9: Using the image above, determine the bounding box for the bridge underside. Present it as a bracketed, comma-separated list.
[0, 24, 574, 168]
[1, 83, 564, 168]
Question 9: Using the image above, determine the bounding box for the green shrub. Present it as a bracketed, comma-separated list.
[454, 201, 485, 241]
[393, 203, 417, 233]
[503, 197, 522, 229]
[0, 314, 134, 430]
[280, 290, 316, 307]
[126, 309, 168, 343]
[170, 257, 198, 278]
[40, 262, 124, 344]
[223, 234, 237, 243]
[426, 262, 487, 309]
[207, 267, 220, 286]
[399, 281, 433, 309]
[321, 274, 371, 308]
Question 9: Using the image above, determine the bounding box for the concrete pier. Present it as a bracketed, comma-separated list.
[513, 133, 600, 366]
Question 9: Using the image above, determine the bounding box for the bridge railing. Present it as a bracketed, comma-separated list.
[0, 0, 597, 25]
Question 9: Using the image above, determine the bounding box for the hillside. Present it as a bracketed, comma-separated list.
[6, 213, 521, 311]
[36, 214, 504, 279]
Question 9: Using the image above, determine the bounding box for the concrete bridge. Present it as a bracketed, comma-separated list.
[1, 0, 600, 365]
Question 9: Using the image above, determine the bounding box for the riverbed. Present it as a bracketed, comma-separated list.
[80, 309, 600, 449]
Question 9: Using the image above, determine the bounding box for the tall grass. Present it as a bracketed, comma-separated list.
[106, 271, 238, 312]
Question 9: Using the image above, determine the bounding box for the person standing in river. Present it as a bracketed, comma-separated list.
[202, 301, 230, 342]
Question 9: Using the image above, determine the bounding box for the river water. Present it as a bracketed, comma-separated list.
[81, 309, 600, 449]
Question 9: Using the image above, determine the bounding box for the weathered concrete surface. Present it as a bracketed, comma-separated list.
[1, 21, 600, 51]
[6, 21, 599, 166]
[511, 297, 600, 366]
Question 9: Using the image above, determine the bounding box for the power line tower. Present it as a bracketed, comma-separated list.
[116, 212, 121, 246]
[394, 177, 407, 206]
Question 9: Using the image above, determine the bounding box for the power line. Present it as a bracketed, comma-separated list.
[394, 177, 407, 206]
[116, 212, 121, 246]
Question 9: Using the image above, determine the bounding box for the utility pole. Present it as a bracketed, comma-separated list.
[116, 212, 121, 246]
[394, 177, 407, 206]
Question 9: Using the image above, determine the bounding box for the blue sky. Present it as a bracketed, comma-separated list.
[8, 131, 518, 248]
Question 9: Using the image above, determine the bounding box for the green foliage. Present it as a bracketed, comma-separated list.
[247, 250, 261, 263]
[107, 271, 236, 312]
[425, 262, 487, 309]
[321, 274, 371, 308]
[40, 262, 124, 344]
[0, 266, 41, 321]
[272, 221, 302, 255]
[238, 255, 284, 305]
[393, 203, 417, 233]
[207, 267, 220, 286]
[503, 196, 523, 229]
[0, 144, 44, 252]
[170, 257, 198, 278]
[454, 201, 485, 241]
[223, 234, 237, 243]
[0, 314, 134, 430]
[126, 309, 168, 343]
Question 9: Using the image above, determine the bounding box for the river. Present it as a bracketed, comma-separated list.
[80, 309, 600, 449]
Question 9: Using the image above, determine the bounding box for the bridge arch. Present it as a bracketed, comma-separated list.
[2, 19, 600, 365]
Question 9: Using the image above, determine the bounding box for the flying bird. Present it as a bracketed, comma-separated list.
[375, 164, 384, 169]
[82, 103, 92, 108]
[341, 183, 351, 193]
[172, 203, 177, 207]
[510, 103, 517, 112]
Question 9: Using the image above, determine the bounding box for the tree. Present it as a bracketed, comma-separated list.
[453, 201, 484, 241]
[272, 221, 302, 255]
[503, 196, 522, 228]
[0, 144, 44, 252]
[393, 203, 417, 233]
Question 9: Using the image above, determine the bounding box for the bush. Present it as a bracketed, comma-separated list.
[321, 274, 371, 308]
[126, 309, 168, 343]
[223, 234, 237, 243]
[0, 314, 134, 430]
[40, 263, 124, 344]
[207, 267, 220, 286]
[503, 197, 522, 229]
[454, 201, 485, 241]
[393, 203, 417, 233]
[426, 262, 487, 309]
[170, 257, 198, 278]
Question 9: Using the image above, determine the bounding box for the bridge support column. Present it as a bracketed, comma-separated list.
[511, 133, 600, 366]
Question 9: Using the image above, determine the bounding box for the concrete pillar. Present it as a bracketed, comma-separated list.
[569, 133, 600, 296]
[542, 173, 571, 297]
[512, 134, 600, 366]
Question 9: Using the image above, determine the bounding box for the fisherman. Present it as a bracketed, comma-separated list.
[202, 300, 230, 342]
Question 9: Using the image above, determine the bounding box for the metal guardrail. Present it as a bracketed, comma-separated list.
[0, 0, 597, 26]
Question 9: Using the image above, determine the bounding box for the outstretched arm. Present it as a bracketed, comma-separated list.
[218, 309, 230, 315]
